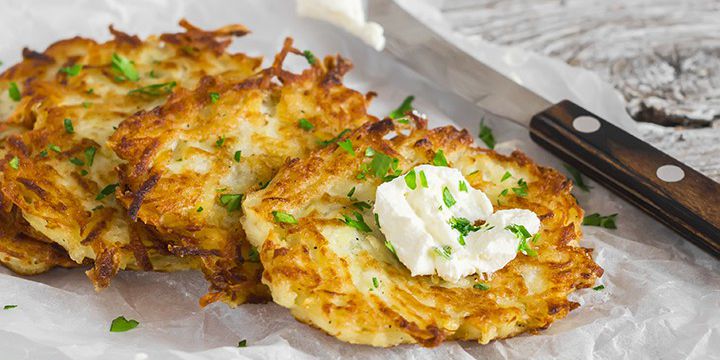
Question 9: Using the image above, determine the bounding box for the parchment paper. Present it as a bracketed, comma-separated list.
[0, 1, 718, 359]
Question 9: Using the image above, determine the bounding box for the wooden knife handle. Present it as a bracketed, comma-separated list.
[530, 100, 720, 257]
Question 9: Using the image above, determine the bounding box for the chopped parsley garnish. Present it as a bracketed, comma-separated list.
[80, 169, 88, 176]
[442, 186, 456, 208]
[432, 149, 448, 167]
[501, 171, 512, 182]
[9, 156, 19, 170]
[149, 70, 159, 78]
[298, 118, 314, 131]
[388, 95, 414, 119]
[512, 178, 528, 197]
[372, 277, 379, 288]
[247, 247, 260, 262]
[303, 50, 317, 65]
[370, 152, 393, 178]
[583, 213, 617, 229]
[563, 164, 591, 192]
[219, 194, 242, 212]
[49, 144, 61, 153]
[64, 118, 74, 134]
[364, 147, 376, 157]
[459, 180, 468, 192]
[347, 187, 356, 198]
[473, 283, 490, 290]
[478, 120, 495, 149]
[238, 339, 247, 347]
[341, 211, 371, 232]
[375, 213, 381, 229]
[384, 241, 396, 255]
[8, 82, 21, 101]
[433, 245, 452, 260]
[110, 316, 139, 332]
[593, 285, 605, 291]
[318, 129, 350, 147]
[3, 305, 17, 310]
[111, 53, 139, 82]
[59, 64, 82, 77]
[272, 210, 297, 224]
[353, 201, 372, 211]
[234, 150, 242, 162]
[196, 206, 203, 213]
[128, 81, 176, 97]
[404, 170, 417, 190]
[82, 101, 92, 108]
[419, 170, 428, 188]
[337, 139, 355, 156]
[39, 150, 48, 158]
[84, 147, 96, 167]
[96, 183, 119, 200]
[69, 157, 85, 166]
[506, 224, 537, 257]
[86, 88, 94, 94]
[209, 92, 220, 104]
[215, 135, 225, 148]
[449, 217, 485, 236]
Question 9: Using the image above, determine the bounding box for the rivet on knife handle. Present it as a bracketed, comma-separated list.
[529, 100, 720, 257]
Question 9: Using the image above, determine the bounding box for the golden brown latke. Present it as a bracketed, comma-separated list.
[108, 38, 377, 306]
[242, 115, 603, 347]
[0, 20, 260, 287]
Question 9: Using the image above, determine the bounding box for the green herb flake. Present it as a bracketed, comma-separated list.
[563, 164, 591, 192]
[372, 277, 379, 288]
[433, 245, 452, 260]
[341, 211, 371, 233]
[353, 201, 372, 211]
[110, 316, 139, 332]
[396, 117, 410, 124]
[128, 81, 176, 97]
[478, 120, 495, 149]
[501, 171, 512, 182]
[419, 170, 428, 188]
[273, 210, 298, 224]
[69, 157, 85, 166]
[3, 305, 17, 310]
[111, 53, 139, 82]
[49, 144, 61, 153]
[64, 118, 74, 134]
[86, 88, 94, 94]
[80, 169, 88, 176]
[459, 180, 468, 192]
[404, 170, 417, 190]
[96, 183, 119, 200]
[219, 194, 243, 212]
[9, 156, 19, 170]
[298, 118, 314, 131]
[369, 152, 394, 178]
[197, 206, 203, 213]
[84, 147, 96, 167]
[209, 92, 220, 104]
[364, 147, 376, 157]
[318, 129, 350, 148]
[8, 82, 21, 101]
[215, 135, 225, 148]
[473, 283, 490, 291]
[238, 339, 247, 348]
[248, 247, 260, 263]
[344, 188, 355, 199]
[82, 101, 92, 108]
[433, 149, 448, 167]
[39, 150, 48, 158]
[583, 213, 617, 229]
[593, 285, 605, 291]
[375, 213, 381, 229]
[512, 178, 528, 197]
[303, 50, 317, 65]
[506, 224, 537, 257]
[60, 64, 82, 77]
[337, 138, 355, 156]
[442, 186, 456, 208]
[389, 96, 414, 119]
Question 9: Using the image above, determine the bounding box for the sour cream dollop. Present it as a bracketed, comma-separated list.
[373, 164, 540, 282]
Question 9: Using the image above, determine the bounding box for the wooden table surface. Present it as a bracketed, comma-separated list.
[438, 0, 720, 181]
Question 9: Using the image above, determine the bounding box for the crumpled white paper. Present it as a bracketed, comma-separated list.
[0, 1, 718, 359]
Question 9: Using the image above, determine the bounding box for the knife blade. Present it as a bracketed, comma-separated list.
[368, 0, 720, 258]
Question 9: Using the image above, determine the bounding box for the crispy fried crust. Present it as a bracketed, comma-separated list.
[242, 115, 603, 347]
[108, 38, 377, 306]
[0, 21, 259, 286]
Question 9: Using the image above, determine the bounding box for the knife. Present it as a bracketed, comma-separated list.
[367, 0, 720, 257]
